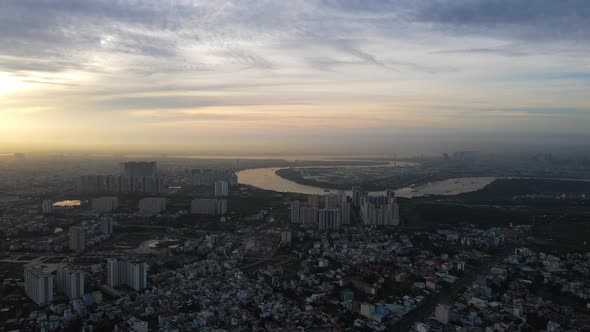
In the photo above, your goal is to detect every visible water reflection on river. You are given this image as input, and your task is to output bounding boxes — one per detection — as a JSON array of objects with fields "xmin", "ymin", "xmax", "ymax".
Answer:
[
  {"xmin": 53, "ymin": 200, "xmax": 81, "ymax": 207},
  {"xmin": 237, "ymin": 167, "xmax": 497, "ymax": 197}
]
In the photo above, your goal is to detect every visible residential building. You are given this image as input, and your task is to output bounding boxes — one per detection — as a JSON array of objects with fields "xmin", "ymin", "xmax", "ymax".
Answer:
[
  {"xmin": 100, "ymin": 216, "xmax": 113, "ymax": 234},
  {"xmin": 191, "ymin": 198, "xmax": 227, "ymax": 215},
  {"xmin": 107, "ymin": 258, "xmax": 148, "ymax": 291},
  {"xmin": 69, "ymin": 226, "xmax": 85, "ymax": 251},
  {"xmin": 42, "ymin": 200, "xmax": 53, "ymax": 214},
  {"xmin": 215, "ymin": 180, "xmax": 229, "ymax": 197},
  {"xmin": 280, "ymin": 231, "xmax": 292, "ymax": 246},
  {"xmin": 324, "ymin": 194, "xmax": 339, "ymax": 209},
  {"xmin": 191, "ymin": 169, "xmax": 237, "ymax": 186},
  {"xmin": 352, "ymin": 186, "xmax": 363, "ymax": 207},
  {"xmin": 290, "ymin": 200, "xmax": 300, "ymax": 223},
  {"xmin": 24, "ymin": 265, "xmax": 54, "ymax": 305},
  {"xmin": 91, "ymin": 197, "xmax": 118, "ymax": 213},
  {"xmin": 318, "ymin": 209, "xmax": 341, "ymax": 231},
  {"xmin": 340, "ymin": 202, "xmax": 351, "ymax": 225},
  {"xmin": 79, "ymin": 174, "xmax": 164, "ymax": 195},
  {"xmin": 360, "ymin": 190, "xmax": 399, "ymax": 226},
  {"xmin": 300, "ymin": 206, "xmax": 319, "ymax": 227},
  {"xmin": 56, "ymin": 265, "xmax": 84, "ymax": 300}
]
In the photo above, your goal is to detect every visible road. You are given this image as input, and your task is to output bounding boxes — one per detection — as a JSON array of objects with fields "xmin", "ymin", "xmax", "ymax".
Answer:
[{"xmin": 391, "ymin": 244, "xmax": 515, "ymax": 331}]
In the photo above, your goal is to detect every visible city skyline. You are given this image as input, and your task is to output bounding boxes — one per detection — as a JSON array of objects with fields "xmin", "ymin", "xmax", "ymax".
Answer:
[
  {"xmin": 1, "ymin": 1, "xmax": 589, "ymax": 154},
  {"xmin": 3, "ymin": 3, "xmax": 590, "ymax": 329}
]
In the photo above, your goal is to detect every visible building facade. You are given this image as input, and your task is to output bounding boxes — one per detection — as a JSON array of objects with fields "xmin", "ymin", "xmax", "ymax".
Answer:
[
  {"xmin": 107, "ymin": 258, "xmax": 148, "ymax": 291},
  {"xmin": 42, "ymin": 200, "xmax": 53, "ymax": 214},
  {"xmin": 69, "ymin": 226, "xmax": 85, "ymax": 251},
  {"xmin": 100, "ymin": 216, "xmax": 113, "ymax": 234},
  {"xmin": 360, "ymin": 190, "xmax": 400, "ymax": 226},
  {"xmin": 56, "ymin": 265, "xmax": 85, "ymax": 300},
  {"xmin": 190, "ymin": 198, "xmax": 227, "ymax": 215},
  {"xmin": 318, "ymin": 209, "xmax": 341, "ymax": 231},
  {"xmin": 24, "ymin": 265, "xmax": 54, "ymax": 305},
  {"xmin": 91, "ymin": 197, "xmax": 118, "ymax": 213},
  {"xmin": 214, "ymin": 180, "xmax": 229, "ymax": 197}
]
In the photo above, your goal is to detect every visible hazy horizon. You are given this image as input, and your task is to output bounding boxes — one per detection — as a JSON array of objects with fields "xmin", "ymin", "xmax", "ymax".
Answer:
[{"xmin": 1, "ymin": 1, "xmax": 590, "ymax": 155}]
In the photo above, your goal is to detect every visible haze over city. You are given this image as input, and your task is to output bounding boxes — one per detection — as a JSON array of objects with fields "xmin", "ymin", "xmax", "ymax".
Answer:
[
  {"xmin": 4, "ymin": 2, "xmax": 590, "ymax": 332},
  {"xmin": 1, "ymin": 0, "xmax": 589, "ymax": 155}
]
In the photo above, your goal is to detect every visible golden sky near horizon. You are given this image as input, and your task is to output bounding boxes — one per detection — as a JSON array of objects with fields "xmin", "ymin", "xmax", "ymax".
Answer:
[{"xmin": 1, "ymin": 1, "xmax": 589, "ymax": 154}]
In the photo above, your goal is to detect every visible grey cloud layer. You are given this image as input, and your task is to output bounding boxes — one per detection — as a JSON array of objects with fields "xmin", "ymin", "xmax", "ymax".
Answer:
[{"xmin": 2, "ymin": 0, "xmax": 589, "ymax": 74}]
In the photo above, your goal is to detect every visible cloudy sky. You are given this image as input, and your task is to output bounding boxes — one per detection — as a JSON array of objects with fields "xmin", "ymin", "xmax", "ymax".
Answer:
[{"xmin": 1, "ymin": 0, "xmax": 589, "ymax": 155}]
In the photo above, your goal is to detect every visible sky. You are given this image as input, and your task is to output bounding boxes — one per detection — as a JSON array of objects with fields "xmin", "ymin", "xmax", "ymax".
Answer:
[{"xmin": 0, "ymin": 0, "xmax": 589, "ymax": 155}]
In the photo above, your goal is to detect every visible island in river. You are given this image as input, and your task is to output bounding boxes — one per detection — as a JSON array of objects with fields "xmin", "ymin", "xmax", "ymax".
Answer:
[{"xmin": 275, "ymin": 167, "xmax": 450, "ymax": 191}]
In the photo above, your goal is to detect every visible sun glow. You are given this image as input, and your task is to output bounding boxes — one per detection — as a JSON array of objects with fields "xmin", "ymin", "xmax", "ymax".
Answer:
[{"xmin": 0, "ymin": 72, "xmax": 38, "ymax": 94}]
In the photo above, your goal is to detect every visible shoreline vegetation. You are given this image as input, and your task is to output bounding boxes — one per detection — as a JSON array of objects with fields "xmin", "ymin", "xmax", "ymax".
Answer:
[{"xmin": 275, "ymin": 167, "xmax": 449, "ymax": 191}]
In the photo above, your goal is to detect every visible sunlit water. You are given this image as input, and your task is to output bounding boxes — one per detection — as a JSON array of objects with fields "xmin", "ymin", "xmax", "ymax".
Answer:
[
  {"xmin": 53, "ymin": 200, "xmax": 81, "ymax": 207},
  {"xmin": 237, "ymin": 167, "xmax": 497, "ymax": 197}
]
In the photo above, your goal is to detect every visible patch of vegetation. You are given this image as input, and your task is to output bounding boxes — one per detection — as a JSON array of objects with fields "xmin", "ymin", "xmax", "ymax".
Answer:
[
  {"xmin": 455, "ymin": 178, "xmax": 590, "ymax": 203},
  {"xmin": 401, "ymin": 179, "xmax": 590, "ymax": 253},
  {"xmin": 530, "ymin": 222, "xmax": 590, "ymax": 252},
  {"xmin": 403, "ymin": 203, "xmax": 529, "ymax": 228},
  {"xmin": 227, "ymin": 185, "xmax": 294, "ymax": 221},
  {"xmin": 276, "ymin": 167, "xmax": 448, "ymax": 191}
]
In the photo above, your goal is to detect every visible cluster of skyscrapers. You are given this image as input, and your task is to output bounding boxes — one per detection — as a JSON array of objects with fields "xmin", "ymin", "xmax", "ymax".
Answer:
[
  {"xmin": 23, "ymin": 264, "xmax": 86, "ymax": 306},
  {"xmin": 290, "ymin": 192, "xmax": 351, "ymax": 230},
  {"xmin": 23, "ymin": 257, "xmax": 145, "ymax": 306},
  {"xmin": 191, "ymin": 169, "xmax": 237, "ymax": 186},
  {"xmin": 291, "ymin": 187, "xmax": 399, "ymax": 228},
  {"xmin": 78, "ymin": 162, "xmax": 165, "ymax": 195},
  {"xmin": 189, "ymin": 169, "xmax": 234, "ymax": 215},
  {"xmin": 358, "ymin": 189, "xmax": 400, "ymax": 226}
]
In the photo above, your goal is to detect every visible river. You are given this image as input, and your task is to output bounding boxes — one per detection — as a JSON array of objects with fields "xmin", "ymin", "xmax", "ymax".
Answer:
[{"xmin": 237, "ymin": 166, "xmax": 497, "ymax": 197}]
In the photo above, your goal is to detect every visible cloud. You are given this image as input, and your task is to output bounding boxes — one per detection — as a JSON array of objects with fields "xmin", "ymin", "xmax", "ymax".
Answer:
[
  {"xmin": 431, "ymin": 47, "xmax": 530, "ymax": 57},
  {"xmin": 460, "ymin": 107, "xmax": 590, "ymax": 119},
  {"xmin": 1, "ymin": 0, "xmax": 590, "ymax": 152},
  {"xmin": 214, "ymin": 47, "xmax": 273, "ymax": 69},
  {"xmin": 1, "ymin": 0, "xmax": 587, "ymax": 76},
  {"xmin": 414, "ymin": 0, "xmax": 590, "ymax": 42}
]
